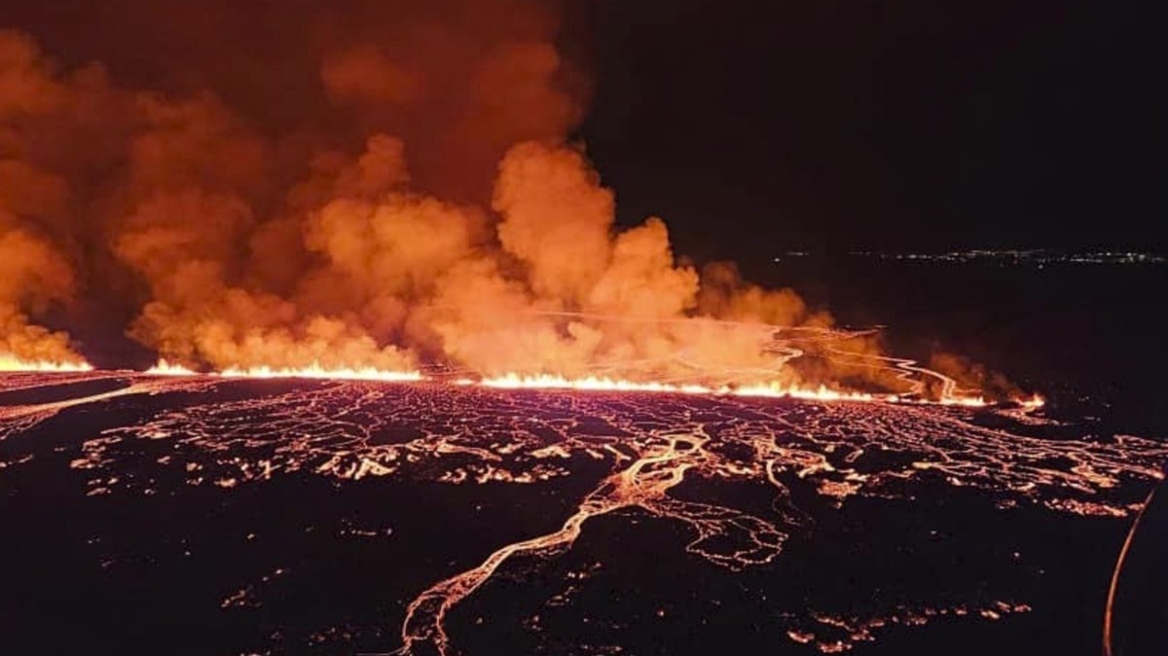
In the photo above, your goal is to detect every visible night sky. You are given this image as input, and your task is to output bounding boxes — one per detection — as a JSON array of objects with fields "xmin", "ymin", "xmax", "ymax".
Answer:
[
  {"xmin": 573, "ymin": 0, "xmax": 1165, "ymax": 260},
  {"xmin": 4, "ymin": 0, "xmax": 1164, "ymax": 263}
]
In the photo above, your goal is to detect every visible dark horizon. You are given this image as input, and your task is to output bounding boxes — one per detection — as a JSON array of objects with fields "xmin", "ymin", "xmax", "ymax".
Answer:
[{"xmin": 574, "ymin": 0, "xmax": 1166, "ymax": 261}]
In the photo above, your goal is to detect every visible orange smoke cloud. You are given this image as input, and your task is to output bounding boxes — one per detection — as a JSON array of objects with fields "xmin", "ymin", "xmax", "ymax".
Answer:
[
  {"xmin": 0, "ymin": 218, "xmax": 81, "ymax": 364},
  {"xmin": 0, "ymin": 7, "xmax": 1004, "ymax": 399},
  {"xmin": 495, "ymin": 142, "xmax": 619, "ymax": 305},
  {"xmin": 0, "ymin": 32, "xmax": 87, "ymax": 366}
]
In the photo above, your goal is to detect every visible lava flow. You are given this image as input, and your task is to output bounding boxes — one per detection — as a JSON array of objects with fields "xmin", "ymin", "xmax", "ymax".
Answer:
[
  {"xmin": 9, "ymin": 349, "xmax": 1012, "ymax": 407},
  {"xmin": 145, "ymin": 359, "xmax": 423, "ymax": 383},
  {"xmin": 1, "ymin": 368, "xmax": 1156, "ymax": 654},
  {"xmin": 0, "ymin": 355, "xmax": 93, "ymax": 373},
  {"xmin": 395, "ymin": 428, "xmax": 794, "ymax": 656},
  {"xmin": 479, "ymin": 373, "xmax": 882, "ymax": 402}
]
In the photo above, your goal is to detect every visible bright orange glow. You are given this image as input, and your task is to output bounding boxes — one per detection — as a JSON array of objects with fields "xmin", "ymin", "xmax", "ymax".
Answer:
[
  {"xmin": 144, "ymin": 360, "xmax": 421, "ymax": 382},
  {"xmin": 129, "ymin": 362, "xmax": 1036, "ymax": 408},
  {"xmin": 940, "ymin": 395, "xmax": 989, "ymax": 408},
  {"xmin": 735, "ymin": 381, "xmax": 882, "ymax": 402},
  {"xmin": 481, "ymin": 373, "xmax": 885, "ymax": 403},
  {"xmin": 1018, "ymin": 394, "xmax": 1046, "ymax": 410},
  {"xmin": 0, "ymin": 355, "xmax": 94, "ymax": 373},
  {"xmin": 144, "ymin": 360, "xmax": 201, "ymax": 376},
  {"xmin": 483, "ymin": 373, "xmax": 715, "ymax": 395},
  {"xmin": 217, "ymin": 363, "xmax": 422, "ymax": 382}
]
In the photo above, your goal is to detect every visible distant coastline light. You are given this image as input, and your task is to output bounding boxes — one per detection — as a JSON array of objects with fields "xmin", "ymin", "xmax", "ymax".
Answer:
[{"xmin": 845, "ymin": 249, "xmax": 1164, "ymax": 266}]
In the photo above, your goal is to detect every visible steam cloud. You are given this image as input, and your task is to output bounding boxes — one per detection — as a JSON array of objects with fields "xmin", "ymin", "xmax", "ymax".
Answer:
[{"xmin": 0, "ymin": 1, "xmax": 891, "ymax": 390}]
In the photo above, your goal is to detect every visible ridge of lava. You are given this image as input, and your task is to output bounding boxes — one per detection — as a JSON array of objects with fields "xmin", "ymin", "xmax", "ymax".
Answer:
[{"xmin": 0, "ymin": 357, "xmax": 1045, "ymax": 408}]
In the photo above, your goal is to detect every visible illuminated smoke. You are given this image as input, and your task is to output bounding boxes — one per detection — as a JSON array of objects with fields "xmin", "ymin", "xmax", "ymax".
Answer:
[
  {"xmin": 0, "ymin": 5, "xmax": 988, "ymax": 398},
  {"xmin": 0, "ymin": 33, "xmax": 85, "ymax": 367},
  {"xmin": 0, "ymin": 216, "xmax": 82, "ymax": 366}
]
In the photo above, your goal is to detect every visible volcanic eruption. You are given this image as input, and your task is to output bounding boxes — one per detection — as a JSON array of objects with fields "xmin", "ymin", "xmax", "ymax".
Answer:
[
  {"xmin": 4, "ymin": 6, "xmax": 1166, "ymax": 656},
  {"xmin": 0, "ymin": 0, "xmax": 1016, "ymax": 404}
]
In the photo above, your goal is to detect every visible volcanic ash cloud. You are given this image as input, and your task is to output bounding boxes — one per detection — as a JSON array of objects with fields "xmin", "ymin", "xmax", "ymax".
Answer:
[{"xmin": 0, "ymin": 4, "xmax": 858, "ymax": 390}]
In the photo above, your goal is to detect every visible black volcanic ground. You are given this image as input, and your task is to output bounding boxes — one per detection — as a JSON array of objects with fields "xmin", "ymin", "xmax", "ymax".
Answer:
[{"xmin": 1, "ymin": 371, "xmax": 1165, "ymax": 656}]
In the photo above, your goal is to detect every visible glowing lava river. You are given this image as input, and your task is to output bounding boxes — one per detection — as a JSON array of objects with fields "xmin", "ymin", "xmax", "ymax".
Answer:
[{"xmin": 1, "ymin": 370, "xmax": 1164, "ymax": 655}]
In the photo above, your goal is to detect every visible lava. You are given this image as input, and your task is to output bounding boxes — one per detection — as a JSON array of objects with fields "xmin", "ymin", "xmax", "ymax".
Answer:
[
  {"xmin": 481, "ymin": 373, "xmax": 883, "ymax": 403},
  {"xmin": 143, "ymin": 359, "xmax": 201, "ymax": 376},
  {"xmin": 136, "ymin": 343, "xmax": 1013, "ymax": 403},
  {"xmin": 397, "ymin": 431, "xmax": 790, "ymax": 656},
  {"xmin": 218, "ymin": 364, "xmax": 422, "ymax": 383},
  {"xmin": 0, "ymin": 355, "xmax": 94, "ymax": 373},
  {"xmin": 144, "ymin": 359, "xmax": 422, "ymax": 383},
  {"xmin": 3, "ymin": 369, "xmax": 1156, "ymax": 653},
  {"xmin": 1018, "ymin": 394, "xmax": 1047, "ymax": 411},
  {"xmin": 141, "ymin": 355, "xmax": 1002, "ymax": 407}
]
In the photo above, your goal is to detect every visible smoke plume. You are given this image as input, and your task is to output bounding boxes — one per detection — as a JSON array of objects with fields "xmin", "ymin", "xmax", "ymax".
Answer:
[{"xmin": 0, "ymin": 2, "xmax": 904, "ymax": 392}]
